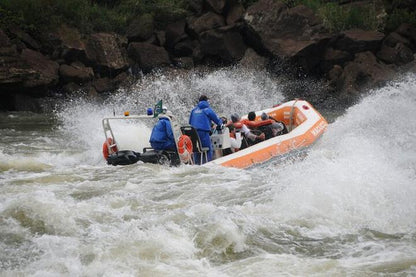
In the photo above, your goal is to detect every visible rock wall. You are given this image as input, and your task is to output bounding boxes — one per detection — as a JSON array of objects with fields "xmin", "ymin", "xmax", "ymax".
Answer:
[{"xmin": 0, "ymin": 0, "xmax": 415, "ymax": 111}]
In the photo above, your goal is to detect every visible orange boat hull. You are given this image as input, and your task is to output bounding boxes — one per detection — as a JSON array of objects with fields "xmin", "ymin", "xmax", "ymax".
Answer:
[{"xmin": 209, "ymin": 100, "xmax": 328, "ymax": 169}]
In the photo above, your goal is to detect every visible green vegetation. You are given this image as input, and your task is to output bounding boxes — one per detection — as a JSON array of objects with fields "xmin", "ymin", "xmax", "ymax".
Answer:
[
  {"xmin": 0, "ymin": 0, "xmax": 123, "ymax": 33},
  {"xmin": 0, "ymin": 0, "xmax": 414, "ymax": 35},
  {"xmin": 384, "ymin": 8, "xmax": 416, "ymax": 32},
  {"xmin": 319, "ymin": 2, "xmax": 379, "ymax": 32},
  {"xmin": 0, "ymin": 0, "xmax": 188, "ymax": 34},
  {"xmin": 287, "ymin": 0, "xmax": 415, "ymax": 32},
  {"xmin": 289, "ymin": 0, "xmax": 380, "ymax": 32}
]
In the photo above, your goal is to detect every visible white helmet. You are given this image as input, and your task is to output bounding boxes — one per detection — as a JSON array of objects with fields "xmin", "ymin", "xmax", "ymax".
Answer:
[{"xmin": 165, "ymin": 110, "xmax": 173, "ymax": 118}]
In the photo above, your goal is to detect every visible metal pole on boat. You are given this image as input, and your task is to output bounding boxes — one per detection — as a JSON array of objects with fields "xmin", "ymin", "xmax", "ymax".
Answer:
[{"xmin": 289, "ymin": 99, "xmax": 298, "ymax": 132}]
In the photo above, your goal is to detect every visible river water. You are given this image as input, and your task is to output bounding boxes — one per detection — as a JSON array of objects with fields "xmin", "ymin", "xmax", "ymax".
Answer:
[{"xmin": 1, "ymin": 68, "xmax": 416, "ymax": 276}]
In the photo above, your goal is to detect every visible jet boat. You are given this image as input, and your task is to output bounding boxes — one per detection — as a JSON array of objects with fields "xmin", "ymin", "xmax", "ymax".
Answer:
[{"xmin": 102, "ymin": 99, "xmax": 327, "ymax": 169}]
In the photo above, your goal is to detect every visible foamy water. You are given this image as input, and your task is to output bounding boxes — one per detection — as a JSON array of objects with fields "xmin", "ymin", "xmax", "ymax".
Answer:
[{"xmin": 1, "ymin": 69, "xmax": 415, "ymax": 276}]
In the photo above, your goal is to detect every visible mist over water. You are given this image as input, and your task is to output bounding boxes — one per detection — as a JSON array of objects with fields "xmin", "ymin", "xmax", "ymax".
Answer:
[{"xmin": 1, "ymin": 68, "xmax": 416, "ymax": 276}]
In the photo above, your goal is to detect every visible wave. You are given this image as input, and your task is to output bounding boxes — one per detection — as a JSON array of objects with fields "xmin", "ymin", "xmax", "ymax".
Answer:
[{"xmin": 256, "ymin": 74, "xmax": 416, "ymax": 235}]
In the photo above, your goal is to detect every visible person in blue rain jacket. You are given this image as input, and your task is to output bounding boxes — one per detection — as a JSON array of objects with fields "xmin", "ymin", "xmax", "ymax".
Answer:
[
  {"xmin": 149, "ymin": 112, "xmax": 176, "ymax": 151},
  {"xmin": 189, "ymin": 95, "xmax": 222, "ymax": 164}
]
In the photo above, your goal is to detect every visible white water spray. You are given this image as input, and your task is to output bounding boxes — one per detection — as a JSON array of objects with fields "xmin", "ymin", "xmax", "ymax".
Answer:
[
  {"xmin": 56, "ymin": 67, "xmax": 285, "ymax": 164},
  {"xmin": 1, "ymin": 70, "xmax": 416, "ymax": 276}
]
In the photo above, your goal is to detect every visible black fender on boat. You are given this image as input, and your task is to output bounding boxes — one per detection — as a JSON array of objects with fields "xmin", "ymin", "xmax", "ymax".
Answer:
[
  {"xmin": 107, "ymin": 149, "xmax": 180, "ymax": 166},
  {"xmin": 107, "ymin": 150, "xmax": 140, "ymax": 166},
  {"xmin": 139, "ymin": 149, "xmax": 180, "ymax": 166}
]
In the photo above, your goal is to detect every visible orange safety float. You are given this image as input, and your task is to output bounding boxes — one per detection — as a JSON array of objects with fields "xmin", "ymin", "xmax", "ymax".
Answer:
[
  {"xmin": 102, "ymin": 138, "xmax": 118, "ymax": 160},
  {"xmin": 177, "ymin": 135, "xmax": 193, "ymax": 163}
]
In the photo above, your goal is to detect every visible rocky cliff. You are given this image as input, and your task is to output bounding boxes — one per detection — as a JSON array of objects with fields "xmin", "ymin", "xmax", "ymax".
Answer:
[{"xmin": 1, "ymin": 0, "xmax": 415, "ymax": 111}]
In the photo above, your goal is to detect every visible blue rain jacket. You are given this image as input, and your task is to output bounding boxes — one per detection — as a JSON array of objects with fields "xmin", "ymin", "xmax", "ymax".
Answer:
[
  {"xmin": 189, "ymin": 101, "xmax": 222, "ymax": 131},
  {"xmin": 189, "ymin": 100, "xmax": 222, "ymax": 163},
  {"xmin": 149, "ymin": 117, "xmax": 176, "ymax": 151}
]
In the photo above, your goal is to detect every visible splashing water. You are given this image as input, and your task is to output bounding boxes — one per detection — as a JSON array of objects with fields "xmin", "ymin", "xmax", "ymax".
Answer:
[
  {"xmin": 1, "ymin": 69, "xmax": 416, "ymax": 276},
  {"xmin": 56, "ymin": 67, "xmax": 284, "ymax": 164}
]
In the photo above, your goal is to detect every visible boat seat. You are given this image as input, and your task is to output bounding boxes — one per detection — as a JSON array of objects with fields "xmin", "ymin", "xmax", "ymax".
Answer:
[{"xmin": 180, "ymin": 126, "xmax": 209, "ymax": 164}]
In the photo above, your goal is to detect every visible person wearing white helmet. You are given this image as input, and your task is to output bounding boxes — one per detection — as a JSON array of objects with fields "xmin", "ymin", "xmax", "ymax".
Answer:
[{"xmin": 149, "ymin": 110, "xmax": 175, "ymax": 151}]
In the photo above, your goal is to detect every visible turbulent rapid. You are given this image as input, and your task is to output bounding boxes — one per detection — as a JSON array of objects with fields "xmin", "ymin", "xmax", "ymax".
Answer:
[{"xmin": 1, "ymin": 68, "xmax": 416, "ymax": 276}]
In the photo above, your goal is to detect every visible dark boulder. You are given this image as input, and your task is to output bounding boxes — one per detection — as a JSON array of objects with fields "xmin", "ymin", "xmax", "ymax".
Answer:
[
  {"xmin": 390, "ymin": 0, "xmax": 416, "ymax": 11},
  {"xmin": 59, "ymin": 62, "xmax": 94, "ymax": 84},
  {"xmin": 0, "ymin": 45, "xmax": 58, "ymax": 91},
  {"xmin": 8, "ymin": 26, "xmax": 41, "ymax": 51},
  {"xmin": 85, "ymin": 33, "xmax": 129, "ymax": 75},
  {"xmin": 173, "ymin": 39, "xmax": 195, "ymax": 57},
  {"xmin": 165, "ymin": 20, "xmax": 187, "ymax": 49},
  {"xmin": 20, "ymin": 49, "xmax": 59, "ymax": 88},
  {"xmin": 290, "ymin": 36, "xmax": 332, "ymax": 74},
  {"xmin": 0, "ymin": 30, "xmax": 35, "ymax": 90},
  {"xmin": 56, "ymin": 25, "xmax": 87, "ymax": 63},
  {"xmin": 244, "ymin": 0, "xmax": 330, "ymax": 74},
  {"xmin": 226, "ymin": 1, "xmax": 245, "ymax": 25},
  {"xmin": 62, "ymin": 82, "xmax": 84, "ymax": 95},
  {"xmin": 396, "ymin": 23, "xmax": 416, "ymax": 48},
  {"xmin": 191, "ymin": 40, "xmax": 204, "ymax": 62},
  {"xmin": 155, "ymin": 31, "xmax": 166, "ymax": 47},
  {"xmin": 336, "ymin": 51, "xmax": 395, "ymax": 96},
  {"xmin": 127, "ymin": 42, "xmax": 171, "ymax": 72},
  {"xmin": 239, "ymin": 48, "xmax": 267, "ymax": 70},
  {"xmin": 206, "ymin": 0, "xmax": 226, "ymax": 14},
  {"xmin": 93, "ymin": 77, "xmax": 115, "ymax": 93},
  {"xmin": 0, "ymin": 29, "xmax": 11, "ymax": 47},
  {"xmin": 321, "ymin": 47, "xmax": 353, "ymax": 72},
  {"xmin": 244, "ymin": 1, "xmax": 325, "ymax": 56},
  {"xmin": 377, "ymin": 43, "xmax": 414, "ymax": 65},
  {"xmin": 335, "ymin": 29, "xmax": 384, "ymax": 54},
  {"xmin": 188, "ymin": 0, "xmax": 204, "ymax": 15},
  {"xmin": 383, "ymin": 32, "xmax": 413, "ymax": 50},
  {"xmin": 0, "ymin": 44, "xmax": 33, "ymax": 88},
  {"xmin": 126, "ymin": 14, "xmax": 155, "ymax": 42},
  {"xmin": 112, "ymin": 71, "xmax": 131, "ymax": 87},
  {"xmin": 199, "ymin": 25, "xmax": 247, "ymax": 63},
  {"xmin": 327, "ymin": 64, "xmax": 343, "ymax": 88},
  {"xmin": 187, "ymin": 12, "xmax": 226, "ymax": 36}
]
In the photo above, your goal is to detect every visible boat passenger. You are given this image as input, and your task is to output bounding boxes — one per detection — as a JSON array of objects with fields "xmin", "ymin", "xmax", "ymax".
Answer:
[
  {"xmin": 149, "ymin": 111, "xmax": 176, "ymax": 151},
  {"xmin": 230, "ymin": 113, "xmax": 265, "ymax": 147},
  {"xmin": 215, "ymin": 117, "xmax": 243, "ymax": 156},
  {"xmin": 213, "ymin": 116, "xmax": 231, "ymax": 158},
  {"xmin": 247, "ymin": 111, "xmax": 266, "ymax": 144},
  {"xmin": 228, "ymin": 124, "xmax": 243, "ymax": 153},
  {"xmin": 248, "ymin": 111, "xmax": 256, "ymax": 121},
  {"xmin": 261, "ymin": 112, "xmax": 288, "ymax": 137},
  {"xmin": 220, "ymin": 116, "xmax": 228, "ymax": 125},
  {"xmin": 189, "ymin": 95, "xmax": 223, "ymax": 164}
]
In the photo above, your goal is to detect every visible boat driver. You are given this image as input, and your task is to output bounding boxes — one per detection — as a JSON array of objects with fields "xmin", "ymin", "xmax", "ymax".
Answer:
[{"xmin": 189, "ymin": 94, "xmax": 223, "ymax": 164}]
